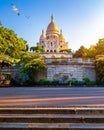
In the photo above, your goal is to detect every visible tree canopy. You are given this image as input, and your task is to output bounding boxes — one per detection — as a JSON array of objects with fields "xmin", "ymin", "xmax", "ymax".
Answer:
[
  {"xmin": 74, "ymin": 39, "xmax": 104, "ymax": 59},
  {"xmin": 0, "ymin": 24, "xmax": 28, "ymax": 59},
  {"xmin": 60, "ymin": 48, "xmax": 72, "ymax": 53},
  {"xmin": 95, "ymin": 55, "xmax": 104, "ymax": 82},
  {"xmin": 0, "ymin": 23, "xmax": 28, "ymax": 79},
  {"xmin": 30, "ymin": 46, "xmax": 45, "ymax": 53},
  {"xmin": 73, "ymin": 46, "xmax": 88, "ymax": 58},
  {"xmin": 20, "ymin": 52, "xmax": 46, "ymax": 81}
]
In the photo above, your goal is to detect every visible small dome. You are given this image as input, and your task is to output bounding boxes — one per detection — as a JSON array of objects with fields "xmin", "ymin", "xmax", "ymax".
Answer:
[
  {"xmin": 59, "ymin": 29, "xmax": 65, "ymax": 40},
  {"xmin": 46, "ymin": 15, "xmax": 59, "ymax": 36},
  {"xmin": 40, "ymin": 34, "xmax": 46, "ymax": 39},
  {"xmin": 59, "ymin": 34, "xmax": 64, "ymax": 40},
  {"xmin": 40, "ymin": 29, "xmax": 46, "ymax": 39}
]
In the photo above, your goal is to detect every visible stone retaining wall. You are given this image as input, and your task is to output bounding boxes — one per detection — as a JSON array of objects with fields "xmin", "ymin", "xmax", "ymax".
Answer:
[
  {"xmin": 47, "ymin": 63, "xmax": 96, "ymax": 81},
  {"xmin": 1, "ymin": 58, "xmax": 96, "ymax": 82}
]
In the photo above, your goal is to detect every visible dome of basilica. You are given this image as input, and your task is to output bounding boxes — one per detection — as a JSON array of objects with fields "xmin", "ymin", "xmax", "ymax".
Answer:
[{"xmin": 46, "ymin": 15, "xmax": 59, "ymax": 36}]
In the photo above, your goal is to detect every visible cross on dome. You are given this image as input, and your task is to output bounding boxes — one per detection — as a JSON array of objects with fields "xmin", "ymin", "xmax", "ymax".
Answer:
[{"xmin": 51, "ymin": 15, "xmax": 54, "ymax": 22}]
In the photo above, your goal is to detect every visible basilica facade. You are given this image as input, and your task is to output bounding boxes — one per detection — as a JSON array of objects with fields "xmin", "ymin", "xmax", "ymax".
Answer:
[{"xmin": 37, "ymin": 15, "xmax": 68, "ymax": 53}]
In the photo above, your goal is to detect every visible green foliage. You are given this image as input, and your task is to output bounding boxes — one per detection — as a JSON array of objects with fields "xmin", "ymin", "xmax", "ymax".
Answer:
[
  {"xmin": 30, "ymin": 46, "xmax": 45, "ymax": 53},
  {"xmin": 79, "ymin": 39, "xmax": 104, "ymax": 58},
  {"xmin": 83, "ymin": 77, "xmax": 90, "ymax": 85},
  {"xmin": 0, "ymin": 54, "xmax": 14, "ymax": 66},
  {"xmin": 73, "ymin": 46, "xmax": 88, "ymax": 58},
  {"xmin": 95, "ymin": 55, "xmax": 104, "ymax": 81},
  {"xmin": 51, "ymin": 80, "xmax": 59, "ymax": 85},
  {"xmin": 30, "ymin": 46, "xmax": 36, "ymax": 52},
  {"xmin": 86, "ymin": 45, "xmax": 97, "ymax": 58},
  {"xmin": 21, "ymin": 52, "xmax": 41, "ymax": 63},
  {"xmin": 60, "ymin": 48, "xmax": 72, "ymax": 53},
  {"xmin": 35, "ymin": 79, "xmax": 59, "ymax": 86},
  {"xmin": 0, "ymin": 24, "xmax": 27, "ymax": 59},
  {"xmin": 95, "ymin": 39, "xmax": 104, "ymax": 56},
  {"xmin": 22, "ymin": 58, "xmax": 46, "ymax": 73},
  {"xmin": 38, "ymin": 79, "xmax": 50, "ymax": 85},
  {"xmin": 0, "ymin": 23, "xmax": 28, "ymax": 79},
  {"xmin": 20, "ymin": 52, "xmax": 46, "ymax": 81}
]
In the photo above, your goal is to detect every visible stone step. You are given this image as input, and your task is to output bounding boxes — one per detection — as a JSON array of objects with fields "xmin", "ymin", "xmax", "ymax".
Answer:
[
  {"xmin": 0, "ymin": 114, "xmax": 104, "ymax": 123},
  {"xmin": 0, "ymin": 123, "xmax": 104, "ymax": 130},
  {"xmin": 0, "ymin": 107, "xmax": 104, "ymax": 129},
  {"xmin": 0, "ymin": 107, "xmax": 104, "ymax": 115}
]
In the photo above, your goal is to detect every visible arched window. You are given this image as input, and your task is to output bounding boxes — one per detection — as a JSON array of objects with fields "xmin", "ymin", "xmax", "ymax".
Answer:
[
  {"xmin": 51, "ymin": 42, "xmax": 53, "ymax": 46},
  {"xmin": 50, "ymin": 50, "xmax": 53, "ymax": 52},
  {"xmin": 42, "ymin": 41, "xmax": 44, "ymax": 43},
  {"xmin": 54, "ymin": 50, "xmax": 56, "ymax": 52},
  {"xmin": 47, "ymin": 50, "xmax": 49, "ymax": 52}
]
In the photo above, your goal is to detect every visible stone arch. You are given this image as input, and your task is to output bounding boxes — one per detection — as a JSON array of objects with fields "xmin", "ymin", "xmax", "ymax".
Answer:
[{"xmin": 50, "ymin": 50, "xmax": 53, "ymax": 52}]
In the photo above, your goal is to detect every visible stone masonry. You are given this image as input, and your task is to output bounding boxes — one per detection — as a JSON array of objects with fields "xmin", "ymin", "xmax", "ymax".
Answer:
[{"xmin": 46, "ymin": 59, "xmax": 96, "ymax": 82}]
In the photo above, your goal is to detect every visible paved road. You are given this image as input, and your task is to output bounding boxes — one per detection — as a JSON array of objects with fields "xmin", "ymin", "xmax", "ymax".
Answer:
[{"xmin": 0, "ymin": 87, "xmax": 104, "ymax": 107}]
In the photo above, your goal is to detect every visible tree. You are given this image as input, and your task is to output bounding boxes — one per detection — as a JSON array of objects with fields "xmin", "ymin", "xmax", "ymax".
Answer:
[
  {"xmin": 30, "ymin": 46, "xmax": 45, "ymax": 53},
  {"xmin": 0, "ymin": 23, "xmax": 28, "ymax": 82},
  {"xmin": 86, "ymin": 45, "xmax": 97, "ymax": 58},
  {"xmin": 73, "ymin": 46, "xmax": 87, "ymax": 58},
  {"xmin": 30, "ymin": 46, "xmax": 36, "ymax": 52},
  {"xmin": 60, "ymin": 48, "xmax": 72, "ymax": 53},
  {"xmin": 20, "ymin": 52, "xmax": 46, "ymax": 81},
  {"xmin": 95, "ymin": 39, "xmax": 104, "ymax": 55},
  {"xmin": 0, "ymin": 23, "xmax": 27, "ymax": 59},
  {"xmin": 95, "ymin": 55, "xmax": 104, "ymax": 81},
  {"xmin": 85, "ymin": 39, "xmax": 104, "ymax": 58}
]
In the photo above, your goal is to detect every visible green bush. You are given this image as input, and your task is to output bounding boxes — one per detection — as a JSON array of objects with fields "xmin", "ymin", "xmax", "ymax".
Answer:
[
  {"xmin": 38, "ymin": 79, "xmax": 51, "ymax": 85},
  {"xmin": 51, "ymin": 80, "xmax": 59, "ymax": 85},
  {"xmin": 83, "ymin": 77, "xmax": 90, "ymax": 85},
  {"xmin": 95, "ymin": 80, "xmax": 104, "ymax": 86}
]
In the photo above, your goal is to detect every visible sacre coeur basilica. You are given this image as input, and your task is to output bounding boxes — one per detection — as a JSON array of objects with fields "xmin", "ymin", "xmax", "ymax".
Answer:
[
  {"xmin": 37, "ymin": 15, "xmax": 68, "ymax": 53},
  {"xmin": 35, "ymin": 16, "xmax": 96, "ymax": 82}
]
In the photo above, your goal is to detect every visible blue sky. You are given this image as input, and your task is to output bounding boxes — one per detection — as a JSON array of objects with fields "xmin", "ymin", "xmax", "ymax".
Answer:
[{"xmin": 0, "ymin": 0, "xmax": 104, "ymax": 51}]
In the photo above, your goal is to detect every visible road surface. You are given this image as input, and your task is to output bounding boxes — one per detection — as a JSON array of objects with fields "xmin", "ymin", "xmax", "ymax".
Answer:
[{"xmin": 0, "ymin": 87, "xmax": 104, "ymax": 107}]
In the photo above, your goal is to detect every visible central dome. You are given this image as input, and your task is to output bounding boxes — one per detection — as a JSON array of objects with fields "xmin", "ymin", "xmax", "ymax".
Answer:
[{"xmin": 46, "ymin": 15, "xmax": 59, "ymax": 36}]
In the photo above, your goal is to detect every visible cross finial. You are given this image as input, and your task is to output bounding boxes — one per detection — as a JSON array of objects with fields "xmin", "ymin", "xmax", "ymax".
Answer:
[{"xmin": 51, "ymin": 15, "xmax": 54, "ymax": 22}]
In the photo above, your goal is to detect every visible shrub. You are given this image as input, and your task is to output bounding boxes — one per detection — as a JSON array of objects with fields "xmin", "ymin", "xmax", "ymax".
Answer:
[
  {"xmin": 51, "ymin": 80, "xmax": 59, "ymax": 85},
  {"xmin": 83, "ymin": 77, "xmax": 90, "ymax": 85},
  {"xmin": 38, "ymin": 79, "xmax": 50, "ymax": 85}
]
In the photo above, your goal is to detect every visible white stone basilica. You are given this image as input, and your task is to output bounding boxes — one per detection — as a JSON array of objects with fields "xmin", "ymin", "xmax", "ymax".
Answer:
[
  {"xmin": 36, "ymin": 15, "xmax": 96, "ymax": 82},
  {"xmin": 37, "ymin": 15, "xmax": 68, "ymax": 53}
]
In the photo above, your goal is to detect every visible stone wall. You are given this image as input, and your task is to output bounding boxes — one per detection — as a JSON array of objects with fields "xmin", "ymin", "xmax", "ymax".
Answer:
[
  {"xmin": 1, "ymin": 58, "xmax": 96, "ymax": 82},
  {"xmin": 46, "ymin": 60, "xmax": 96, "ymax": 82},
  {"xmin": 40, "ymin": 52, "xmax": 72, "ymax": 58},
  {"xmin": 1, "ymin": 66, "xmax": 19, "ymax": 79}
]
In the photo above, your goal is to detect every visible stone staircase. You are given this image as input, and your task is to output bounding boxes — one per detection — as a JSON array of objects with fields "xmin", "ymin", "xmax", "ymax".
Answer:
[{"xmin": 0, "ymin": 107, "xmax": 104, "ymax": 129}]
